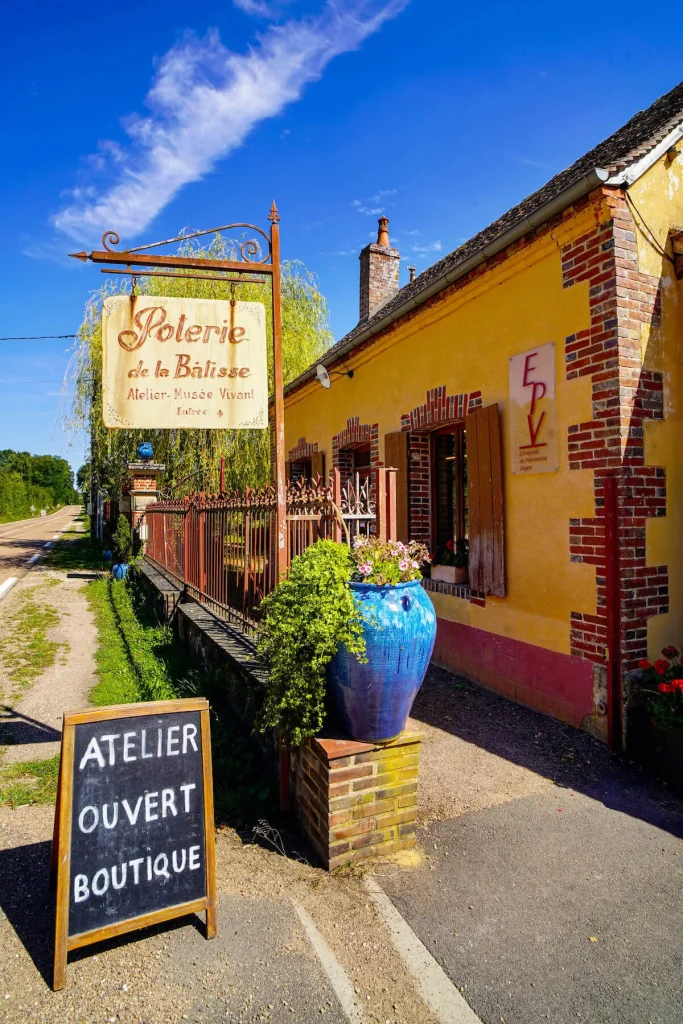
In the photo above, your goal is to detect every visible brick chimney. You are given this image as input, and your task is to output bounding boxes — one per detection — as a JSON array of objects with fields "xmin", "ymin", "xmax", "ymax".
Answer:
[{"xmin": 359, "ymin": 216, "xmax": 400, "ymax": 321}]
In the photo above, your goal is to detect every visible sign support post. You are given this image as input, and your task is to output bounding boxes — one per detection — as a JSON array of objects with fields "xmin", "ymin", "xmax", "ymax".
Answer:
[{"xmin": 269, "ymin": 202, "xmax": 287, "ymax": 580}]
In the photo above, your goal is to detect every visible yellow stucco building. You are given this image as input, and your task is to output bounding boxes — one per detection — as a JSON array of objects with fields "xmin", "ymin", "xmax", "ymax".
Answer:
[{"xmin": 283, "ymin": 81, "xmax": 683, "ymax": 749}]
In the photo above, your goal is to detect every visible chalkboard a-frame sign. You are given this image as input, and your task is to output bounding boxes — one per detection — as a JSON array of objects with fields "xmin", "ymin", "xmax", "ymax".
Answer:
[{"xmin": 51, "ymin": 698, "xmax": 216, "ymax": 990}]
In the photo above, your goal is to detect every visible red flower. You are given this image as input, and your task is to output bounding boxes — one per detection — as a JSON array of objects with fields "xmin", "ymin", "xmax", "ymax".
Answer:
[
  {"xmin": 445, "ymin": 540, "xmax": 454, "ymax": 551},
  {"xmin": 674, "ymin": 679, "xmax": 683, "ymax": 693},
  {"xmin": 638, "ymin": 659, "xmax": 651, "ymax": 670},
  {"xmin": 662, "ymin": 645, "xmax": 680, "ymax": 658},
  {"xmin": 653, "ymin": 658, "xmax": 669, "ymax": 676},
  {"xmin": 658, "ymin": 682, "xmax": 674, "ymax": 694}
]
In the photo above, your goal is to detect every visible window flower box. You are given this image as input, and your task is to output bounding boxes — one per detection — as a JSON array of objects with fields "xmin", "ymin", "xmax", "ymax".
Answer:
[{"xmin": 431, "ymin": 564, "xmax": 468, "ymax": 585}]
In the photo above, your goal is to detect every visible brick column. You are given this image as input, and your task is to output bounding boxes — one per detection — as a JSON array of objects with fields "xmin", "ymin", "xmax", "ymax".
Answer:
[
  {"xmin": 359, "ymin": 217, "xmax": 400, "ymax": 321},
  {"xmin": 294, "ymin": 726, "xmax": 422, "ymax": 870},
  {"xmin": 562, "ymin": 188, "xmax": 666, "ymax": 742},
  {"xmin": 126, "ymin": 462, "xmax": 165, "ymax": 536}
]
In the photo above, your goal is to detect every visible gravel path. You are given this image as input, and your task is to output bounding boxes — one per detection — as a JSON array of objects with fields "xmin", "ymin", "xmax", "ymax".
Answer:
[
  {"xmin": 0, "ymin": 806, "xmax": 436, "ymax": 1024},
  {"xmin": 0, "ymin": 565, "xmax": 96, "ymax": 764}
]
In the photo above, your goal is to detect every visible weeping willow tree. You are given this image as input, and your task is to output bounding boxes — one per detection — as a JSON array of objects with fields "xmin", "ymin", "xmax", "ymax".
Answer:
[{"xmin": 66, "ymin": 236, "xmax": 333, "ymax": 497}]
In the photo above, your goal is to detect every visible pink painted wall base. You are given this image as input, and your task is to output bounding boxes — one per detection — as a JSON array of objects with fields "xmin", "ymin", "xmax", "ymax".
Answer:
[{"xmin": 433, "ymin": 618, "xmax": 594, "ymax": 728}]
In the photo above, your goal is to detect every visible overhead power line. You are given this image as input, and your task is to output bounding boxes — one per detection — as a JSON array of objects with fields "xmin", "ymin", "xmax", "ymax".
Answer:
[{"xmin": 0, "ymin": 334, "xmax": 77, "ymax": 342}]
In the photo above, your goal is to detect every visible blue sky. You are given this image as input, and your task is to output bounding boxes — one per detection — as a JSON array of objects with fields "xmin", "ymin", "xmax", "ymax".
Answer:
[{"xmin": 2, "ymin": 0, "xmax": 682, "ymax": 477}]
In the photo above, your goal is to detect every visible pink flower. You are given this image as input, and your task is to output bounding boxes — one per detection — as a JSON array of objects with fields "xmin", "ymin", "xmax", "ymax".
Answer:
[
  {"xmin": 399, "ymin": 559, "xmax": 409, "ymax": 571},
  {"xmin": 411, "ymin": 560, "xmax": 420, "ymax": 569},
  {"xmin": 353, "ymin": 537, "xmax": 366, "ymax": 549},
  {"xmin": 359, "ymin": 563, "xmax": 373, "ymax": 576}
]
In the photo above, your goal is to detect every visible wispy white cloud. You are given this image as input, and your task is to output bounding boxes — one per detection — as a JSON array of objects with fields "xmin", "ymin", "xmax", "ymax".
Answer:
[
  {"xmin": 352, "ymin": 200, "xmax": 384, "ymax": 215},
  {"xmin": 54, "ymin": 1, "xmax": 408, "ymax": 242},
  {"xmin": 350, "ymin": 186, "xmax": 398, "ymax": 216},
  {"xmin": 412, "ymin": 240, "xmax": 441, "ymax": 254},
  {"xmin": 517, "ymin": 155, "xmax": 555, "ymax": 171},
  {"xmin": 233, "ymin": 0, "xmax": 279, "ymax": 14}
]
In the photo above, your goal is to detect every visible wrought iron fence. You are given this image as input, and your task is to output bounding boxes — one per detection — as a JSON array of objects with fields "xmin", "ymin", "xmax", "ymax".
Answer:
[{"xmin": 144, "ymin": 468, "xmax": 396, "ymax": 633}]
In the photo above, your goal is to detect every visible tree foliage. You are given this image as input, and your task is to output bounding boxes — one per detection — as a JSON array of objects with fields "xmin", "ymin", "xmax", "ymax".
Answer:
[
  {"xmin": 112, "ymin": 514, "xmax": 133, "ymax": 564},
  {"xmin": 256, "ymin": 541, "xmax": 366, "ymax": 747},
  {"xmin": 0, "ymin": 450, "xmax": 77, "ymax": 518},
  {"xmin": 67, "ymin": 235, "xmax": 333, "ymax": 497}
]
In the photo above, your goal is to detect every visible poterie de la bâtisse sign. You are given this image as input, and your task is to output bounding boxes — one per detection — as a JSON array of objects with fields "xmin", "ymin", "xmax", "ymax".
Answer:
[{"xmin": 102, "ymin": 295, "xmax": 268, "ymax": 430}]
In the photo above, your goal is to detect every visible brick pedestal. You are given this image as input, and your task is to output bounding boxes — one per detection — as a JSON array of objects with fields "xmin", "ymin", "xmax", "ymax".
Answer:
[
  {"xmin": 125, "ymin": 461, "xmax": 165, "ymax": 535},
  {"xmin": 294, "ymin": 724, "xmax": 422, "ymax": 871}
]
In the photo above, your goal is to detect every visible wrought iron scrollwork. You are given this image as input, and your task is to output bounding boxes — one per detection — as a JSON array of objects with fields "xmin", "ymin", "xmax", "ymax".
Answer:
[
  {"xmin": 99, "ymin": 223, "xmax": 272, "ymax": 264},
  {"xmin": 102, "ymin": 231, "xmax": 121, "ymax": 253}
]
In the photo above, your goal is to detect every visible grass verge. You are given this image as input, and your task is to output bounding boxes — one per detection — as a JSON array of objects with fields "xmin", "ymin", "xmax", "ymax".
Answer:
[
  {"xmin": 0, "ymin": 754, "xmax": 60, "ymax": 808},
  {"xmin": 86, "ymin": 571, "xmax": 277, "ymax": 824},
  {"xmin": 43, "ymin": 516, "xmax": 105, "ymax": 572},
  {"xmin": 0, "ymin": 584, "xmax": 67, "ymax": 692}
]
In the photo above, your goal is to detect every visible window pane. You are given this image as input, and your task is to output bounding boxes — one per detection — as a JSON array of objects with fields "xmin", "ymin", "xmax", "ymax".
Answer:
[{"xmin": 433, "ymin": 433, "xmax": 456, "ymax": 550}]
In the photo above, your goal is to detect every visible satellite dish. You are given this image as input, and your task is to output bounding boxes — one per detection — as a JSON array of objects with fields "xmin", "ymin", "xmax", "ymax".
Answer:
[{"xmin": 316, "ymin": 364, "xmax": 331, "ymax": 389}]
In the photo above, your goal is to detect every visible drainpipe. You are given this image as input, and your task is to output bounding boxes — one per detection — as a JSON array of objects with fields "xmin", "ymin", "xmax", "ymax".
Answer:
[{"xmin": 604, "ymin": 474, "xmax": 623, "ymax": 751}]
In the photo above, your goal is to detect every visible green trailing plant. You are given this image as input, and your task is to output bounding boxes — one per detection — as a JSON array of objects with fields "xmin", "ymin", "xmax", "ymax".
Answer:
[
  {"xmin": 112, "ymin": 513, "xmax": 133, "ymax": 564},
  {"xmin": 257, "ymin": 541, "xmax": 366, "ymax": 746}
]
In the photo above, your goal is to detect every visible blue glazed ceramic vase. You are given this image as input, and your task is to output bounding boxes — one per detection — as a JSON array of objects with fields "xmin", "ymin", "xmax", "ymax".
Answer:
[
  {"xmin": 137, "ymin": 441, "xmax": 154, "ymax": 461},
  {"xmin": 328, "ymin": 579, "xmax": 437, "ymax": 743}
]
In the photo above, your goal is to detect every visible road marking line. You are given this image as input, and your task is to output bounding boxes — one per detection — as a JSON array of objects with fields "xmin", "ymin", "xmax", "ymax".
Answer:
[
  {"xmin": 0, "ymin": 507, "xmax": 75, "ymax": 540},
  {"xmin": 363, "ymin": 877, "xmax": 483, "ymax": 1024},
  {"xmin": 27, "ymin": 553, "xmax": 41, "ymax": 565},
  {"xmin": 0, "ymin": 577, "xmax": 18, "ymax": 602},
  {"xmin": 292, "ymin": 902, "xmax": 364, "ymax": 1023}
]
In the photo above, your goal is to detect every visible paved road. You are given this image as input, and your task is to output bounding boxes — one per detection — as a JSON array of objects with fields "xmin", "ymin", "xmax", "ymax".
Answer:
[
  {"xmin": 0, "ymin": 506, "xmax": 81, "ymax": 591},
  {"xmin": 384, "ymin": 670, "xmax": 683, "ymax": 1024}
]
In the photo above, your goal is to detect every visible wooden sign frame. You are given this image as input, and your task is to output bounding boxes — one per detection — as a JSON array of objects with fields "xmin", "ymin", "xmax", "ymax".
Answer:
[{"xmin": 51, "ymin": 698, "xmax": 216, "ymax": 991}]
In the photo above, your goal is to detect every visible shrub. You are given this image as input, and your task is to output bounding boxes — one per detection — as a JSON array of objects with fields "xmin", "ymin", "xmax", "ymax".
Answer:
[
  {"xmin": 639, "ymin": 646, "xmax": 683, "ymax": 730},
  {"xmin": 112, "ymin": 513, "xmax": 133, "ymax": 564},
  {"xmin": 256, "ymin": 541, "xmax": 366, "ymax": 746}
]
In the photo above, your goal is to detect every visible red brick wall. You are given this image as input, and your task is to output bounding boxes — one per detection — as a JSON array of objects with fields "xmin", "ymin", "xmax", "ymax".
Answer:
[
  {"xmin": 288, "ymin": 437, "xmax": 319, "ymax": 462},
  {"xmin": 562, "ymin": 190, "xmax": 666, "ymax": 673},
  {"xmin": 332, "ymin": 417, "xmax": 380, "ymax": 490}
]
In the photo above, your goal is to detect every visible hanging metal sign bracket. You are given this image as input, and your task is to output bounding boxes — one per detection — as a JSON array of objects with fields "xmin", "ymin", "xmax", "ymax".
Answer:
[{"xmin": 70, "ymin": 201, "xmax": 288, "ymax": 580}]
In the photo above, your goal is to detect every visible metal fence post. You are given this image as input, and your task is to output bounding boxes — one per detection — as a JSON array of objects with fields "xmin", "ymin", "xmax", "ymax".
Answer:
[
  {"xmin": 198, "ymin": 495, "xmax": 206, "ymax": 603},
  {"xmin": 331, "ymin": 468, "xmax": 342, "ymax": 543},
  {"xmin": 377, "ymin": 468, "xmax": 387, "ymax": 543},
  {"xmin": 183, "ymin": 502, "xmax": 190, "ymax": 590},
  {"xmin": 385, "ymin": 467, "xmax": 397, "ymax": 542}
]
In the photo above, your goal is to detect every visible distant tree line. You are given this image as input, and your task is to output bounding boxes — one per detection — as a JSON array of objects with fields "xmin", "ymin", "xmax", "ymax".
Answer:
[{"xmin": 0, "ymin": 450, "xmax": 79, "ymax": 520}]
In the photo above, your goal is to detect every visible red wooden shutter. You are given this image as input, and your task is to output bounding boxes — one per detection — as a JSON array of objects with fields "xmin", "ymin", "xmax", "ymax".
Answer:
[
  {"xmin": 466, "ymin": 404, "xmax": 505, "ymax": 596},
  {"xmin": 311, "ymin": 450, "xmax": 325, "ymax": 484},
  {"xmin": 384, "ymin": 431, "xmax": 409, "ymax": 541}
]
